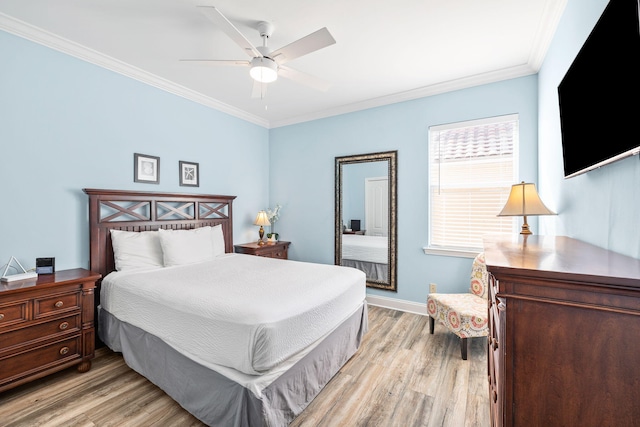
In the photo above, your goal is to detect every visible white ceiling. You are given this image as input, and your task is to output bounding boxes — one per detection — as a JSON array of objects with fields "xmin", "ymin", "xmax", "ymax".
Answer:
[{"xmin": 0, "ymin": 0, "xmax": 566, "ymax": 128}]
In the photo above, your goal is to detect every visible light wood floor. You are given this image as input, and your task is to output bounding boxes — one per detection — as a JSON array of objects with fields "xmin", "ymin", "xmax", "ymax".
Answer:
[{"xmin": 0, "ymin": 306, "xmax": 489, "ymax": 427}]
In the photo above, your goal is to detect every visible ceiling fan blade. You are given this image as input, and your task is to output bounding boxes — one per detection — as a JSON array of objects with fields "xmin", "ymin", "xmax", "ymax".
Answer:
[
  {"xmin": 179, "ymin": 59, "xmax": 250, "ymax": 67},
  {"xmin": 251, "ymin": 80, "xmax": 268, "ymax": 99},
  {"xmin": 279, "ymin": 66, "xmax": 332, "ymax": 92},
  {"xmin": 196, "ymin": 6, "xmax": 261, "ymax": 58},
  {"xmin": 270, "ymin": 27, "xmax": 336, "ymax": 65}
]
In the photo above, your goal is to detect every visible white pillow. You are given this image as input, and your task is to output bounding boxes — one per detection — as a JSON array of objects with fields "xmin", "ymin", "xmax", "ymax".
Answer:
[
  {"xmin": 158, "ymin": 226, "xmax": 218, "ymax": 267},
  {"xmin": 110, "ymin": 229, "xmax": 164, "ymax": 271},
  {"xmin": 211, "ymin": 224, "xmax": 226, "ymax": 257}
]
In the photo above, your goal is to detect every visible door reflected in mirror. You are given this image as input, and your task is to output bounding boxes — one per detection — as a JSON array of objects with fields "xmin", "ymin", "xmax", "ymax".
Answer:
[{"xmin": 335, "ymin": 151, "xmax": 397, "ymax": 291}]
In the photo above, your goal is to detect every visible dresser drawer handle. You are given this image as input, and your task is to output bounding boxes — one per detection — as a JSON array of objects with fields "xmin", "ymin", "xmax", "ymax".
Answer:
[
  {"xmin": 59, "ymin": 346, "xmax": 69, "ymax": 355},
  {"xmin": 0, "ymin": 313, "xmax": 4, "ymax": 320},
  {"xmin": 493, "ymin": 390, "xmax": 498, "ymax": 403},
  {"xmin": 55, "ymin": 301, "xmax": 64, "ymax": 308},
  {"xmin": 59, "ymin": 322, "xmax": 69, "ymax": 330},
  {"xmin": 492, "ymin": 338, "xmax": 499, "ymax": 350}
]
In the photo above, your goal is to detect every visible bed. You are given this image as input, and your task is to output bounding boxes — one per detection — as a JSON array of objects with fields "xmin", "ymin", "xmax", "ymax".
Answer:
[
  {"xmin": 341, "ymin": 234, "xmax": 388, "ymax": 282},
  {"xmin": 83, "ymin": 189, "xmax": 368, "ymax": 427}
]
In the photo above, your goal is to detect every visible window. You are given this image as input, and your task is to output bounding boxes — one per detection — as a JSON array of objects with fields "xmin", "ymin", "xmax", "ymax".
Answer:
[{"xmin": 427, "ymin": 114, "xmax": 518, "ymax": 254}]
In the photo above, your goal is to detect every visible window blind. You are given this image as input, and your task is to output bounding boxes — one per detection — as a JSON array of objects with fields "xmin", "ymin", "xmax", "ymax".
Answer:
[{"xmin": 428, "ymin": 114, "xmax": 518, "ymax": 252}]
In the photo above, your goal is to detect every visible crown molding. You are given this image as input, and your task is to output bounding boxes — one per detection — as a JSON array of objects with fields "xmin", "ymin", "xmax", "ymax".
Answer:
[
  {"xmin": 0, "ymin": 13, "xmax": 269, "ymax": 128},
  {"xmin": 270, "ymin": 64, "xmax": 537, "ymax": 128},
  {"xmin": 527, "ymin": 0, "xmax": 568, "ymax": 70}
]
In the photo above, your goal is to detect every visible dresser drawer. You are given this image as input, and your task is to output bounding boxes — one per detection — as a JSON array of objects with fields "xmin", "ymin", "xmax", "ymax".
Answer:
[
  {"xmin": 0, "ymin": 314, "xmax": 80, "ymax": 353},
  {"xmin": 0, "ymin": 336, "xmax": 81, "ymax": 384},
  {"xmin": 0, "ymin": 300, "xmax": 29, "ymax": 329},
  {"xmin": 35, "ymin": 291, "xmax": 80, "ymax": 318}
]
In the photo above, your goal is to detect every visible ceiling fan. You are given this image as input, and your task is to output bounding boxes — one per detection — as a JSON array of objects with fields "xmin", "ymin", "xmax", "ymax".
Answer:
[{"xmin": 182, "ymin": 6, "xmax": 336, "ymax": 98}]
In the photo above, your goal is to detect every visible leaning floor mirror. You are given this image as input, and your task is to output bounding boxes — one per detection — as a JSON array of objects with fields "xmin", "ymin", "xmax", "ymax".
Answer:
[{"xmin": 335, "ymin": 151, "xmax": 397, "ymax": 291}]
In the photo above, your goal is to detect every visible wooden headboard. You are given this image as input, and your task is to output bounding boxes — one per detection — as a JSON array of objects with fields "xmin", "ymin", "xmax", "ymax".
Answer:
[{"xmin": 83, "ymin": 189, "xmax": 236, "ymax": 280}]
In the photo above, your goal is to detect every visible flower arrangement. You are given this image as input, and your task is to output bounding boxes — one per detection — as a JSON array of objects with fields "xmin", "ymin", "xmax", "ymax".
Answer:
[{"xmin": 266, "ymin": 204, "xmax": 281, "ymax": 240}]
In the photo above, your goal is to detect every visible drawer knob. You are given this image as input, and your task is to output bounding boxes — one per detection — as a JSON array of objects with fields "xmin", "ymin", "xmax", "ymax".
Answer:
[
  {"xmin": 492, "ymin": 338, "xmax": 499, "ymax": 350},
  {"xmin": 493, "ymin": 390, "xmax": 498, "ymax": 403},
  {"xmin": 59, "ymin": 322, "xmax": 69, "ymax": 330},
  {"xmin": 55, "ymin": 301, "xmax": 64, "ymax": 308},
  {"xmin": 59, "ymin": 346, "xmax": 69, "ymax": 355},
  {"xmin": 0, "ymin": 313, "xmax": 4, "ymax": 320}
]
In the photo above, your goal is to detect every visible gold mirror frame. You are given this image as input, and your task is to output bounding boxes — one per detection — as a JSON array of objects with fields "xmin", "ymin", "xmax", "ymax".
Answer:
[{"xmin": 335, "ymin": 151, "xmax": 397, "ymax": 291}]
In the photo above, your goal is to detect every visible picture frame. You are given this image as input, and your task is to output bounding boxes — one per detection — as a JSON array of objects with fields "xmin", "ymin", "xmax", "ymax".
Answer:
[
  {"xmin": 179, "ymin": 161, "xmax": 199, "ymax": 187},
  {"xmin": 134, "ymin": 153, "xmax": 160, "ymax": 184}
]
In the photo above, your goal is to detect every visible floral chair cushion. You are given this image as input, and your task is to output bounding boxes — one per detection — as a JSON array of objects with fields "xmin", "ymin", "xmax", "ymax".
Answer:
[
  {"xmin": 426, "ymin": 253, "xmax": 488, "ymax": 339},
  {"xmin": 470, "ymin": 252, "xmax": 488, "ymax": 299}
]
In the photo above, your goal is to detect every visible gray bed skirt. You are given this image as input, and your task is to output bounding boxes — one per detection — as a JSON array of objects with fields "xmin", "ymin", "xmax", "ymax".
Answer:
[
  {"xmin": 99, "ymin": 302, "xmax": 368, "ymax": 427},
  {"xmin": 342, "ymin": 259, "xmax": 388, "ymax": 282}
]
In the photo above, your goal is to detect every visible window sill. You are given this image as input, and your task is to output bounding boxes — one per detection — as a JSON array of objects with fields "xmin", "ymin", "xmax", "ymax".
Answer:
[{"xmin": 423, "ymin": 247, "xmax": 479, "ymax": 258}]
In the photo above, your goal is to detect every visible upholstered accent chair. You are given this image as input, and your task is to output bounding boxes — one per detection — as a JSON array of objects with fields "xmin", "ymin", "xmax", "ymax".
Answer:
[{"xmin": 426, "ymin": 252, "xmax": 489, "ymax": 360}]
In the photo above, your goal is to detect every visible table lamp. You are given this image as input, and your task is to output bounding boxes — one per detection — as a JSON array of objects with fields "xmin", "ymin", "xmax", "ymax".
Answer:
[
  {"xmin": 498, "ymin": 181, "xmax": 556, "ymax": 235},
  {"xmin": 254, "ymin": 211, "xmax": 271, "ymax": 245}
]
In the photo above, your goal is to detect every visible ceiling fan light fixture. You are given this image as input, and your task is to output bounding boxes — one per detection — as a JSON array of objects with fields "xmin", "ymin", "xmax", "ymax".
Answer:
[{"xmin": 250, "ymin": 57, "xmax": 278, "ymax": 83}]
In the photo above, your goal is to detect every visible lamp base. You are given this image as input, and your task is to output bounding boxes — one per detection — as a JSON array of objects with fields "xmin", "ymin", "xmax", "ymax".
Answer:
[
  {"xmin": 258, "ymin": 226, "xmax": 265, "ymax": 245},
  {"xmin": 520, "ymin": 216, "xmax": 533, "ymax": 235}
]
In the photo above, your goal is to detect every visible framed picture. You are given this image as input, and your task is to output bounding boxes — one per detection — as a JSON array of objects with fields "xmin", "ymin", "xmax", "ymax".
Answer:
[
  {"xmin": 179, "ymin": 161, "xmax": 199, "ymax": 187},
  {"xmin": 134, "ymin": 153, "xmax": 160, "ymax": 184}
]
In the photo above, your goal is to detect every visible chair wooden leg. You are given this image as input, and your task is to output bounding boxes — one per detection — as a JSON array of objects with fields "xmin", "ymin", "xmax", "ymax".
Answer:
[
  {"xmin": 460, "ymin": 337, "xmax": 468, "ymax": 360},
  {"xmin": 429, "ymin": 316, "xmax": 435, "ymax": 334}
]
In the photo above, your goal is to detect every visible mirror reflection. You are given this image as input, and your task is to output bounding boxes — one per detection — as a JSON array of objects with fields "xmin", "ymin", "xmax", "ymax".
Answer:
[{"xmin": 335, "ymin": 151, "xmax": 397, "ymax": 291}]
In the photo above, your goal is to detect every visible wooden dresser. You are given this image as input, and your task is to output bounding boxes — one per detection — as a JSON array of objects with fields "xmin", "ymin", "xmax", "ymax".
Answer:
[
  {"xmin": 484, "ymin": 235, "xmax": 640, "ymax": 427},
  {"xmin": 234, "ymin": 241, "xmax": 290, "ymax": 259},
  {"xmin": 0, "ymin": 268, "xmax": 101, "ymax": 393}
]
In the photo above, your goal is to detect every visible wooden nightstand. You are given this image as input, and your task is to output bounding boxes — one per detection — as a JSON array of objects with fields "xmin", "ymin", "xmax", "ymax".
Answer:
[
  {"xmin": 0, "ymin": 268, "xmax": 101, "ymax": 393},
  {"xmin": 234, "ymin": 241, "xmax": 290, "ymax": 260}
]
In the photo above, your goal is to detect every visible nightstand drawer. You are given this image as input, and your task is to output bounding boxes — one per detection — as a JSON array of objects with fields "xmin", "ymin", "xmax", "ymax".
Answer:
[
  {"xmin": 0, "ymin": 314, "xmax": 81, "ymax": 352},
  {"xmin": 257, "ymin": 246, "xmax": 288, "ymax": 259},
  {"xmin": 0, "ymin": 300, "xmax": 29, "ymax": 329},
  {"xmin": 0, "ymin": 336, "xmax": 81, "ymax": 384},
  {"xmin": 234, "ymin": 241, "xmax": 291, "ymax": 260},
  {"xmin": 35, "ymin": 291, "xmax": 80, "ymax": 318},
  {"xmin": 0, "ymin": 268, "xmax": 100, "ymax": 393}
]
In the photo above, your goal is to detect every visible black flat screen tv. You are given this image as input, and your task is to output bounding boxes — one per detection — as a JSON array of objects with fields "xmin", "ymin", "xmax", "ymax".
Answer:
[{"xmin": 558, "ymin": 0, "xmax": 640, "ymax": 179}]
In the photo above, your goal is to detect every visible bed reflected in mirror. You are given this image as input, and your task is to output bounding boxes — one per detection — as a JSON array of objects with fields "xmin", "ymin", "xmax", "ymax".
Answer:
[{"xmin": 335, "ymin": 151, "xmax": 397, "ymax": 291}]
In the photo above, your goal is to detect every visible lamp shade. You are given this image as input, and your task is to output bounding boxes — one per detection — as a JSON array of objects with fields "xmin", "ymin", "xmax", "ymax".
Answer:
[
  {"xmin": 250, "ymin": 57, "xmax": 278, "ymax": 83},
  {"xmin": 254, "ymin": 211, "xmax": 271, "ymax": 226},
  {"xmin": 498, "ymin": 182, "xmax": 556, "ymax": 217}
]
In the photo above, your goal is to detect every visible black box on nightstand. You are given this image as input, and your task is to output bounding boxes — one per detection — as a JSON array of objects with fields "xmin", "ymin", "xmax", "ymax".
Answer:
[{"xmin": 36, "ymin": 257, "xmax": 55, "ymax": 274}]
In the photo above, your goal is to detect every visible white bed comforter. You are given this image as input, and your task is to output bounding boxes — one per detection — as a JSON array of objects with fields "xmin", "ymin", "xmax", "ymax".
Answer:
[
  {"xmin": 101, "ymin": 253, "xmax": 366, "ymax": 376},
  {"xmin": 342, "ymin": 234, "xmax": 388, "ymax": 264}
]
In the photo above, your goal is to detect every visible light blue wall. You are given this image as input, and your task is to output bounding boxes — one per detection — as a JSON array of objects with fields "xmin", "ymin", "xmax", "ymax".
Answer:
[
  {"xmin": 0, "ymin": 31, "xmax": 270, "ymax": 272},
  {"xmin": 3, "ymin": 0, "xmax": 636, "ymax": 306},
  {"xmin": 269, "ymin": 77, "xmax": 539, "ymax": 303},
  {"xmin": 537, "ymin": 0, "xmax": 640, "ymax": 258}
]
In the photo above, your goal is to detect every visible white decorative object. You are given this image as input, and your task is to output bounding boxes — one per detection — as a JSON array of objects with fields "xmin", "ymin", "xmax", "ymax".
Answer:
[
  {"xmin": 1, "ymin": 256, "xmax": 38, "ymax": 282},
  {"xmin": 266, "ymin": 204, "xmax": 282, "ymax": 240}
]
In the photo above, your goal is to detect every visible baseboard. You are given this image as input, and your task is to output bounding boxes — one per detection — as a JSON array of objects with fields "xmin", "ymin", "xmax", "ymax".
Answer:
[{"xmin": 366, "ymin": 294, "xmax": 427, "ymax": 316}]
